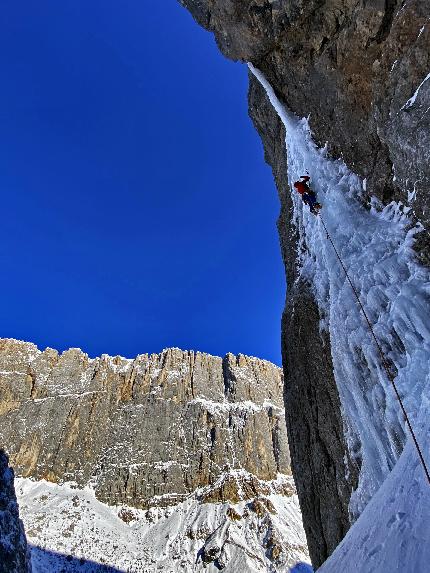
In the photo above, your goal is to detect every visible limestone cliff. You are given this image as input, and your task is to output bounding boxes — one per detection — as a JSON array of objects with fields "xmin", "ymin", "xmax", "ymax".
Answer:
[
  {"xmin": 178, "ymin": 0, "xmax": 430, "ymax": 568},
  {"xmin": 0, "ymin": 338, "xmax": 289, "ymax": 509},
  {"xmin": 1, "ymin": 338, "xmax": 312, "ymax": 570},
  {"xmin": 0, "ymin": 450, "xmax": 31, "ymax": 573}
]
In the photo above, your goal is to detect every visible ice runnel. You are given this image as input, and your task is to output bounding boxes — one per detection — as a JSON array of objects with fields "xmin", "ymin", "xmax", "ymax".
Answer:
[{"xmin": 249, "ymin": 64, "xmax": 430, "ymax": 571}]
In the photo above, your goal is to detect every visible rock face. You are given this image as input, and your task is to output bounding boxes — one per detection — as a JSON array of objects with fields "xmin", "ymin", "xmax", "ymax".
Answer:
[
  {"xmin": 180, "ymin": 0, "xmax": 430, "ymax": 233},
  {"xmin": 0, "ymin": 450, "xmax": 31, "ymax": 573},
  {"xmin": 1, "ymin": 338, "xmax": 310, "ymax": 570},
  {"xmin": 0, "ymin": 338, "xmax": 289, "ymax": 510},
  {"xmin": 178, "ymin": 0, "xmax": 430, "ymax": 568}
]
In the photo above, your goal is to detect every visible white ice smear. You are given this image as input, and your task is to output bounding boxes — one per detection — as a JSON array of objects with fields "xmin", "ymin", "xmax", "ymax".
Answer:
[
  {"xmin": 401, "ymin": 71, "xmax": 430, "ymax": 110},
  {"xmin": 249, "ymin": 64, "xmax": 430, "ymax": 571},
  {"xmin": 318, "ymin": 408, "xmax": 430, "ymax": 572}
]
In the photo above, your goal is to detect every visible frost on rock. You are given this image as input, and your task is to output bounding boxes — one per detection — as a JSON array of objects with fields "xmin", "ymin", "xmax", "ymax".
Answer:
[
  {"xmin": 250, "ymin": 64, "xmax": 430, "ymax": 570},
  {"xmin": 401, "ymin": 71, "xmax": 430, "ymax": 110}
]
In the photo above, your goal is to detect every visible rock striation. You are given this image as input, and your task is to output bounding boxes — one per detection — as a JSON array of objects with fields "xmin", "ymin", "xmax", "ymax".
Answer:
[
  {"xmin": 0, "ymin": 450, "xmax": 31, "ymax": 573},
  {"xmin": 0, "ymin": 338, "xmax": 289, "ymax": 510},
  {"xmin": 178, "ymin": 0, "xmax": 430, "ymax": 568}
]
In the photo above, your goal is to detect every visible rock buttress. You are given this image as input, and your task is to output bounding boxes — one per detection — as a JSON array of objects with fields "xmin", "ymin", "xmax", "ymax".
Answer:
[{"xmin": 180, "ymin": 0, "xmax": 430, "ymax": 236}]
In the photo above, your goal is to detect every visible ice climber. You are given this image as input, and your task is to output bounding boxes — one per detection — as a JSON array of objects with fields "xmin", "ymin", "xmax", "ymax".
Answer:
[{"xmin": 293, "ymin": 175, "xmax": 322, "ymax": 215}]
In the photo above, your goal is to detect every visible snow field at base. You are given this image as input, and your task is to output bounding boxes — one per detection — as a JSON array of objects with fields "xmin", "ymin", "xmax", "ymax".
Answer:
[
  {"xmin": 249, "ymin": 65, "xmax": 430, "ymax": 570},
  {"xmin": 16, "ymin": 475, "xmax": 311, "ymax": 573},
  {"xmin": 318, "ymin": 411, "xmax": 430, "ymax": 573}
]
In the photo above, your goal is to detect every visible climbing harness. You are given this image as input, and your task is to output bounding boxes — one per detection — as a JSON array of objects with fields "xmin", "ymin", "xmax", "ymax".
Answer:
[{"xmin": 320, "ymin": 216, "xmax": 430, "ymax": 486}]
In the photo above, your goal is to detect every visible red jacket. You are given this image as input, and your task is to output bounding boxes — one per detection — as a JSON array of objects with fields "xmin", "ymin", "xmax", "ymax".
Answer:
[{"xmin": 293, "ymin": 175, "xmax": 310, "ymax": 195}]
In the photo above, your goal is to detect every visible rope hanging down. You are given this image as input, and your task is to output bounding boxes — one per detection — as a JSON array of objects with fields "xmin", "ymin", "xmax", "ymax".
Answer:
[{"xmin": 320, "ymin": 216, "xmax": 430, "ymax": 486}]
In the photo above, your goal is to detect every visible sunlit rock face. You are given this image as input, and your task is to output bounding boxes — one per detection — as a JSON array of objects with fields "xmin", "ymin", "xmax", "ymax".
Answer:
[
  {"xmin": 178, "ymin": 1, "xmax": 430, "ymax": 569},
  {"xmin": 0, "ymin": 338, "xmax": 312, "ymax": 571},
  {"xmin": 0, "ymin": 450, "xmax": 31, "ymax": 573},
  {"xmin": 0, "ymin": 338, "xmax": 289, "ymax": 508}
]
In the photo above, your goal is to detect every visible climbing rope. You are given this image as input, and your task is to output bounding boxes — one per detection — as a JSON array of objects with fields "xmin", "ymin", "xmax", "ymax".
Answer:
[{"xmin": 320, "ymin": 215, "xmax": 430, "ymax": 486}]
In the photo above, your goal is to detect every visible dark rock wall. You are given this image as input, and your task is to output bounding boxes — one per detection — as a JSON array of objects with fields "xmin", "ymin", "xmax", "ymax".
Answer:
[
  {"xmin": 281, "ymin": 286, "xmax": 360, "ymax": 564},
  {"xmin": 0, "ymin": 450, "xmax": 31, "ymax": 573},
  {"xmin": 179, "ymin": 0, "xmax": 429, "ymax": 567},
  {"xmin": 181, "ymin": 0, "xmax": 430, "ymax": 224}
]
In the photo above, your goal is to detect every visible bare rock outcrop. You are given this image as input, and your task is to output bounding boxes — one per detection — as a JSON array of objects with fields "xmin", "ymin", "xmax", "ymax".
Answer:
[
  {"xmin": 0, "ymin": 450, "xmax": 31, "ymax": 573},
  {"xmin": 0, "ymin": 338, "xmax": 289, "ymax": 510}
]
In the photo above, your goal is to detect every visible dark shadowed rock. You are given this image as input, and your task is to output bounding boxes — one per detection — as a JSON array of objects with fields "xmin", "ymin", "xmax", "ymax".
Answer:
[
  {"xmin": 180, "ymin": 0, "xmax": 430, "ymax": 226},
  {"xmin": 0, "ymin": 450, "xmax": 31, "ymax": 573}
]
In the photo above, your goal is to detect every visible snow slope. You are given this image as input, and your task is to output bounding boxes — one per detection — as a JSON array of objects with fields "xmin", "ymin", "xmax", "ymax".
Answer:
[
  {"xmin": 16, "ymin": 474, "xmax": 311, "ymax": 573},
  {"xmin": 249, "ymin": 65, "xmax": 430, "ymax": 570},
  {"xmin": 318, "ymin": 422, "xmax": 430, "ymax": 572}
]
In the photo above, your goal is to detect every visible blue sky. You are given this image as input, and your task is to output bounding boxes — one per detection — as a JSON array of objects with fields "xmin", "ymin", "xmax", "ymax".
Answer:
[{"xmin": 0, "ymin": 0, "xmax": 285, "ymax": 365}]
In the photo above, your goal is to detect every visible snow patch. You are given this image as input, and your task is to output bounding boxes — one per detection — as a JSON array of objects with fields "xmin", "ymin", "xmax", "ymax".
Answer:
[{"xmin": 189, "ymin": 397, "xmax": 284, "ymax": 416}]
